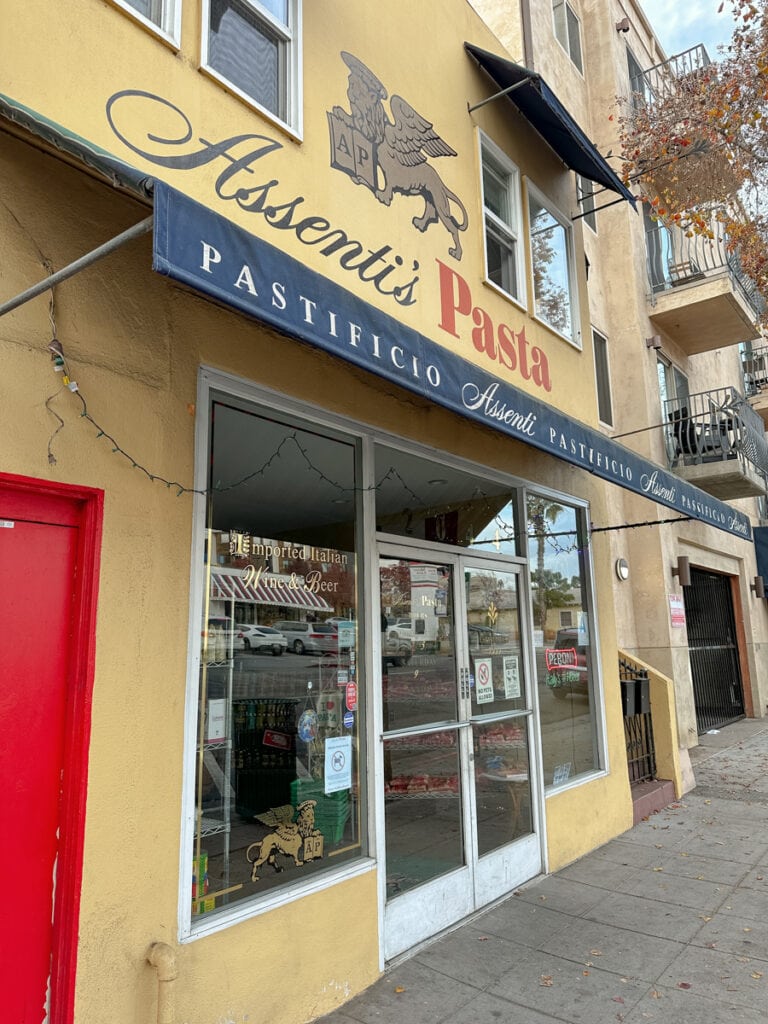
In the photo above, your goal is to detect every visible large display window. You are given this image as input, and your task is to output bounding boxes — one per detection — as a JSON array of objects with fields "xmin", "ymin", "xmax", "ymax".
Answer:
[
  {"xmin": 526, "ymin": 494, "xmax": 602, "ymax": 787},
  {"xmin": 190, "ymin": 396, "xmax": 364, "ymax": 922}
]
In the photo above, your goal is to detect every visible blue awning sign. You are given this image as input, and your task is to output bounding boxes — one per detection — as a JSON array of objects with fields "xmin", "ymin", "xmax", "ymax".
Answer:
[{"xmin": 153, "ymin": 182, "xmax": 750, "ymax": 540}]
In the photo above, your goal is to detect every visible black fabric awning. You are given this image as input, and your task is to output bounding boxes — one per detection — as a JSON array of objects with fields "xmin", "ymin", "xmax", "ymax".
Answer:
[{"xmin": 465, "ymin": 43, "xmax": 635, "ymax": 207}]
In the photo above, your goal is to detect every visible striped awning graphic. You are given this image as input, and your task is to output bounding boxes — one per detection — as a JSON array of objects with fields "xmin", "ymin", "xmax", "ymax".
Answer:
[{"xmin": 210, "ymin": 570, "xmax": 332, "ymax": 611}]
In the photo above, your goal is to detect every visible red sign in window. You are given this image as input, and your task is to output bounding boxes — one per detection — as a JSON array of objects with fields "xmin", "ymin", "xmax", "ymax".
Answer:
[{"xmin": 545, "ymin": 647, "xmax": 578, "ymax": 671}]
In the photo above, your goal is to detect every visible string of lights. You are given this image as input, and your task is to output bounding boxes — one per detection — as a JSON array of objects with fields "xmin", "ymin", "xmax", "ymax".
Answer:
[{"xmin": 43, "ymin": 335, "xmax": 709, "ymax": 543}]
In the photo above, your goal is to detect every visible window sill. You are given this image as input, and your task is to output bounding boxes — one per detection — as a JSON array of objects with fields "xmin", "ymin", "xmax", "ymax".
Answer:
[
  {"xmin": 531, "ymin": 312, "xmax": 582, "ymax": 351},
  {"xmin": 180, "ymin": 857, "xmax": 376, "ymax": 942},
  {"xmin": 107, "ymin": 0, "xmax": 180, "ymax": 50},
  {"xmin": 544, "ymin": 767, "xmax": 606, "ymax": 796},
  {"xmin": 199, "ymin": 65, "xmax": 303, "ymax": 144},
  {"xmin": 482, "ymin": 277, "xmax": 528, "ymax": 316}
]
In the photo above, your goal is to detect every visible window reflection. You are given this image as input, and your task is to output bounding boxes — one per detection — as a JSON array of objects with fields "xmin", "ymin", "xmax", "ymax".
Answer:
[
  {"xmin": 526, "ymin": 496, "xmax": 600, "ymax": 786},
  {"xmin": 191, "ymin": 399, "xmax": 363, "ymax": 922}
]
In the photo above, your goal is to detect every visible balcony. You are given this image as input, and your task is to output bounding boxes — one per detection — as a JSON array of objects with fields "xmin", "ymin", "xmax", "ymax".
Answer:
[
  {"xmin": 646, "ymin": 224, "xmax": 764, "ymax": 354},
  {"xmin": 742, "ymin": 343, "xmax": 768, "ymax": 428},
  {"xmin": 630, "ymin": 44, "xmax": 711, "ymax": 105},
  {"xmin": 664, "ymin": 387, "xmax": 768, "ymax": 499}
]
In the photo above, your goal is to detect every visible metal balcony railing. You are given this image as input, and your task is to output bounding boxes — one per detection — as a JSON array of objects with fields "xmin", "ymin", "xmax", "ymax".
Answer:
[
  {"xmin": 630, "ymin": 44, "xmax": 711, "ymax": 105},
  {"xmin": 663, "ymin": 387, "xmax": 768, "ymax": 484},
  {"xmin": 742, "ymin": 343, "xmax": 768, "ymax": 397},
  {"xmin": 645, "ymin": 221, "xmax": 767, "ymax": 323},
  {"xmin": 665, "ymin": 388, "xmax": 768, "ymax": 470}
]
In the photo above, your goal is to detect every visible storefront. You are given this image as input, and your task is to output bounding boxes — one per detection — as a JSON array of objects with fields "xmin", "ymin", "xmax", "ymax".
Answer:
[
  {"xmin": 189, "ymin": 369, "xmax": 605, "ymax": 960},
  {"xmin": 169, "ymin": 184, "xmax": 750, "ymax": 959},
  {"xmin": 0, "ymin": 4, "xmax": 756, "ymax": 1018}
]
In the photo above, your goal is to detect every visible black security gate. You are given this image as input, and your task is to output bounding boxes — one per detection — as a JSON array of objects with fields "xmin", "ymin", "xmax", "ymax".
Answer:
[{"xmin": 683, "ymin": 568, "xmax": 745, "ymax": 733}]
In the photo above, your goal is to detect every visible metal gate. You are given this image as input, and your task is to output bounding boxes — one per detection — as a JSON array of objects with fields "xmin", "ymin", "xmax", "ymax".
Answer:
[{"xmin": 683, "ymin": 568, "xmax": 745, "ymax": 733}]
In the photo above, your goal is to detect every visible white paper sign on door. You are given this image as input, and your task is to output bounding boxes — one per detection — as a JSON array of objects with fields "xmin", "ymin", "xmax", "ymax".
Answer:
[
  {"xmin": 503, "ymin": 655, "xmax": 521, "ymax": 698},
  {"xmin": 475, "ymin": 657, "xmax": 494, "ymax": 704},
  {"xmin": 324, "ymin": 735, "xmax": 352, "ymax": 794}
]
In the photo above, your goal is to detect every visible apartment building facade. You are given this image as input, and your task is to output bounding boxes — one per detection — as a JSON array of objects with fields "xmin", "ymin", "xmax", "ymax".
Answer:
[{"xmin": 477, "ymin": 0, "xmax": 768, "ymax": 752}]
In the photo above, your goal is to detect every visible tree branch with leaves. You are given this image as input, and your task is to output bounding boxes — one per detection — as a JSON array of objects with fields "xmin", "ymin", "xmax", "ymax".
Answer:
[{"xmin": 617, "ymin": 0, "xmax": 768, "ymax": 322}]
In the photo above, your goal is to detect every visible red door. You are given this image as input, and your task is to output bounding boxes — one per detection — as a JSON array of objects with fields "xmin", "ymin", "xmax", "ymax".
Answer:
[{"xmin": 0, "ymin": 478, "xmax": 102, "ymax": 1024}]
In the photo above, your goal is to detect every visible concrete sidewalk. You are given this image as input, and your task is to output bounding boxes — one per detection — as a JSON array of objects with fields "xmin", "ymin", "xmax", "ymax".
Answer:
[{"xmin": 314, "ymin": 719, "xmax": 768, "ymax": 1024}]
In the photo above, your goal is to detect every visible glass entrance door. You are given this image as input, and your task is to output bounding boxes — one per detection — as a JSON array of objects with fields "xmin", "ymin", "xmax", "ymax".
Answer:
[{"xmin": 379, "ymin": 546, "xmax": 541, "ymax": 960}]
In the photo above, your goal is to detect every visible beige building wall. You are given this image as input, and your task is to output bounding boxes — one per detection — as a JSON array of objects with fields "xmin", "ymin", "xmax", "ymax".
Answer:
[{"xmin": 475, "ymin": 0, "xmax": 768, "ymax": 747}]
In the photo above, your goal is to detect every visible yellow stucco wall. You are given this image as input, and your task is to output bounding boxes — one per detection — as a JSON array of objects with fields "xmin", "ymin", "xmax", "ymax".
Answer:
[
  {"xmin": 0, "ymin": 3, "xmax": 644, "ymax": 1021},
  {"xmin": 5, "ymin": 0, "xmax": 607, "ymax": 425}
]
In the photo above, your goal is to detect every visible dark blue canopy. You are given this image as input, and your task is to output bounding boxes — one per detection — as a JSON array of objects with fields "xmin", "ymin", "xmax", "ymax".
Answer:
[{"xmin": 465, "ymin": 43, "xmax": 636, "ymax": 207}]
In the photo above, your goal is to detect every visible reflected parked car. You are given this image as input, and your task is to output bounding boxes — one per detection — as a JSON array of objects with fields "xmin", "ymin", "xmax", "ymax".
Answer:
[
  {"xmin": 273, "ymin": 620, "xmax": 338, "ymax": 655},
  {"xmin": 236, "ymin": 624, "xmax": 288, "ymax": 656}
]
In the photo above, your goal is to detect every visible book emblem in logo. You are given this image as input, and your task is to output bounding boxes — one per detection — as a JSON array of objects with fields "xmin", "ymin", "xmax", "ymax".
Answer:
[{"xmin": 327, "ymin": 51, "xmax": 468, "ymax": 260}]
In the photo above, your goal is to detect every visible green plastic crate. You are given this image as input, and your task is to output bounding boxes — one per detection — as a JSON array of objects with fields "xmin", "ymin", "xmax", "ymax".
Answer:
[{"xmin": 291, "ymin": 779, "xmax": 350, "ymax": 843}]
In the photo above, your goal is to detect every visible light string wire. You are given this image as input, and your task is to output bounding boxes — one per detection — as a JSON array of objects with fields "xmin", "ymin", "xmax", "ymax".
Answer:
[{"xmin": 44, "ymin": 338, "xmax": 711, "ymax": 540}]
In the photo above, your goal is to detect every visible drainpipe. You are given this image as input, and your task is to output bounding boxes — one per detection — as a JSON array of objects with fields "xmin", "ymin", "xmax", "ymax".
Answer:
[
  {"xmin": 146, "ymin": 942, "xmax": 178, "ymax": 1024},
  {"xmin": 520, "ymin": 0, "xmax": 535, "ymax": 70}
]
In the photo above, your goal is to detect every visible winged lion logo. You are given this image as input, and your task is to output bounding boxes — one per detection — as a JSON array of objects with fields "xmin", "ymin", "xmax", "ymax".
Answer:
[{"xmin": 328, "ymin": 51, "xmax": 469, "ymax": 260}]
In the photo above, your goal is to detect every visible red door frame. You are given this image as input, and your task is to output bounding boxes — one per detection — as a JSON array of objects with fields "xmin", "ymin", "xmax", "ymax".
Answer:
[{"xmin": 1, "ymin": 473, "xmax": 103, "ymax": 1024}]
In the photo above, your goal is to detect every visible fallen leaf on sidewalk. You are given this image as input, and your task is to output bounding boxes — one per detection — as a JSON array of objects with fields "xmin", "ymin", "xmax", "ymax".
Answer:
[
  {"xmin": 650, "ymin": 990, "xmax": 662, "ymax": 998},
  {"xmin": 751, "ymin": 972, "xmax": 763, "ymax": 980},
  {"xmin": 590, "ymin": 949, "xmax": 603, "ymax": 956},
  {"xmin": 540, "ymin": 975, "xmax": 554, "ymax": 987},
  {"xmin": 394, "ymin": 986, "xmax": 405, "ymax": 994},
  {"xmin": 677, "ymin": 982, "xmax": 691, "ymax": 989},
  {"xmin": 612, "ymin": 995, "xmax": 625, "ymax": 1003},
  {"xmin": 477, "ymin": 936, "xmax": 489, "ymax": 941}
]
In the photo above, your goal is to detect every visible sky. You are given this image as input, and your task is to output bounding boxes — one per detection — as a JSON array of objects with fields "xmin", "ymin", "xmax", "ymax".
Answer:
[{"xmin": 639, "ymin": 0, "xmax": 737, "ymax": 60}]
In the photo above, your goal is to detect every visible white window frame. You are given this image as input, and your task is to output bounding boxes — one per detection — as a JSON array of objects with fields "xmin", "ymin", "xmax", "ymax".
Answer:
[
  {"xmin": 525, "ymin": 487, "xmax": 608, "ymax": 793},
  {"xmin": 592, "ymin": 328, "xmax": 613, "ymax": 427},
  {"xmin": 180, "ymin": 368, "xmax": 374, "ymax": 941},
  {"xmin": 111, "ymin": 0, "xmax": 181, "ymax": 45},
  {"xmin": 657, "ymin": 354, "xmax": 689, "ymax": 417},
  {"xmin": 527, "ymin": 183, "xmax": 580, "ymax": 348},
  {"xmin": 201, "ymin": 0, "xmax": 303, "ymax": 139},
  {"xmin": 576, "ymin": 175, "xmax": 597, "ymax": 234},
  {"xmin": 552, "ymin": 0, "xmax": 583, "ymax": 74},
  {"xmin": 480, "ymin": 135, "xmax": 525, "ymax": 308}
]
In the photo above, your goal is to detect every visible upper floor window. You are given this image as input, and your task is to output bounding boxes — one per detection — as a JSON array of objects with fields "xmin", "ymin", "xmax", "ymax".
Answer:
[
  {"xmin": 204, "ymin": 0, "xmax": 302, "ymax": 133},
  {"xmin": 528, "ymin": 187, "xmax": 578, "ymax": 346},
  {"xmin": 657, "ymin": 355, "xmax": 688, "ymax": 415},
  {"xmin": 576, "ymin": 175, "xmax": 597, "ymax": 233},
  {"xmin": 481, "ymin": 138, "xmax": 524, "ymax": 304},
  {"xmin": 114, "ymin": 0, "xmax": 179, "ymax": 41},
  {"xmin": 552, "ymin": 0, "xmax": 583, "ymax": 73},
  {"xmin": 627, "ymin": 48, "xmax": 651, "ymax": 108},
  {"xmin": 592, "ymin": 328, "xmax": 613, "ymax": 426}
]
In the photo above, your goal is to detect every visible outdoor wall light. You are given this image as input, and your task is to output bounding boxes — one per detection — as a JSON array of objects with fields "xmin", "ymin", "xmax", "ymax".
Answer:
[
  {"xmin": 616, "ymin": 17, "xmax": 631, "ymax": 32},
  {"xmin": 671, "ymin": 555, "xmax": 691, "ymax": 588},
  {"xmin": 751, "ymin": 575, "xmax": 766, "ymax": 599},
  {"xmin": 645, "ymin": 334, "xmax": 662, "ymax": 349},
  {"xmin": 615, "ymin": 558, "xmax": 630, "ymax": 581}
]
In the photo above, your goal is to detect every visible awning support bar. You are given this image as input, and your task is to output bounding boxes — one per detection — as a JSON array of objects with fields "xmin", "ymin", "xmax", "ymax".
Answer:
[
  {"xmin": 467, "ymin": 76, "xmax": 533, "ymax": 114},
  {"xmin": 0, "ymin": 215, "xmax": 154, "ymax": 318}
]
